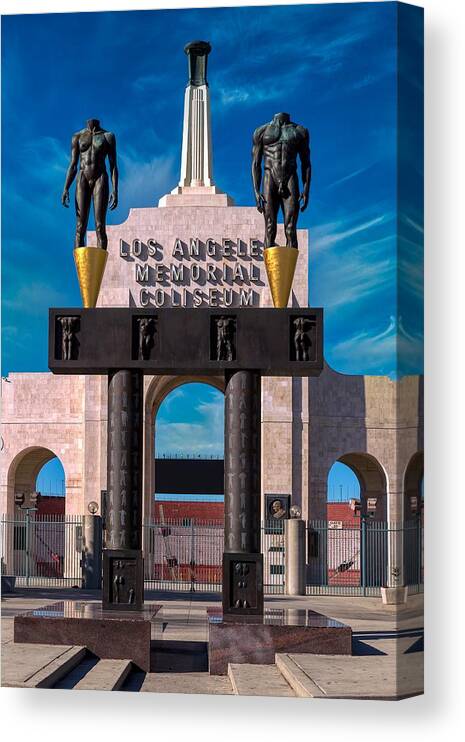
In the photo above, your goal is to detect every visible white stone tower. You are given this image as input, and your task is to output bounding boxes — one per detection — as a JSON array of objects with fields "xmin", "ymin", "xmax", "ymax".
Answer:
[{"xmin": 159, "ymin": 40, "xmax": 233, "ymax": 207}]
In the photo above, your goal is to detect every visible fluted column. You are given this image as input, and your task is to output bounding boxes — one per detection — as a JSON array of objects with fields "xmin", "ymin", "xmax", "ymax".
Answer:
[
  {"xmin": 106, "ymin": 370, "xmax": 143, "ymax": 550},
  {"xmin": 223, "ymin": 370, "xmax": 263, "ymax": 616},
  {"xmin": 103, "ymin": 370, "xmax": 144, "ymax": 610}
]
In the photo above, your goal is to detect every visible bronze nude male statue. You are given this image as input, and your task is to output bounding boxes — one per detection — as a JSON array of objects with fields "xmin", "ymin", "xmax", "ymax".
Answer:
[
  {"xmin": 62, "ymin": 118, "xmax": 118, "ymax": 249},
  {"xmin": 252, "ymin": 112, "xmax": 311, "ymax": 249}
]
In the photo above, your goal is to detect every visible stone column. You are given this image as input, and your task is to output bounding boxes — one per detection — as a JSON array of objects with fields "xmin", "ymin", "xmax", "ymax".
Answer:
[
  {"xmin": 285, "ymin": 518, "xmax": 306, "ymax": 595},
  {"xmin": 103, "ymin": 370, "xmax": 144, "ymax": 610},
  {"xmin": 83, "ymin": 514, "xmax": 102, "ymax": 589},
  {"xmin": 223, "ymin": 371, "xmax": 263, "ymax": 616},
  {"xmin": 179, "ymin": 41, "xmax": 213, "ymax": 188}
]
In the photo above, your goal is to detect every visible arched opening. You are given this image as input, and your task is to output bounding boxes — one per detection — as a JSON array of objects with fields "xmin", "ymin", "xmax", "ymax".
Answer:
[
  {"xmin": 337, "ymin": 453, "xmax": 388, "ymax": 521},
  {"xmin": 143, "ymin": 376, "xmax": 225, "ymax": 589},
  {"xmin": 319, "ymin": 453, "xmax": 388, "ymax": 589},
  {"xmin": 154, "ymin": 381, "xmax": 224, "ymax": 511},
  {"xmin": 143, "ymin": 374, "xmax": 224, "ymax": 520},
  {"xmin": 327, "ymin": 461, "xmax": 361, "ymax": 515},
  {"xmin": 404, "ymin": 451, "xmax": 424, "ymax": 521},
  {"xmin": 36, "ymin": 458, "xmax": 66, "ymax": 515},
  {"xmin": 5, "ymin": 447, "xmax": 68, "ymax": 581},
  {"xmin": 403, "ymin": 452, "xmax": 424, "ymax": 586},
  {"xmin": 8, "ymin": 446, "xmax": 65, "ymax": 507}
]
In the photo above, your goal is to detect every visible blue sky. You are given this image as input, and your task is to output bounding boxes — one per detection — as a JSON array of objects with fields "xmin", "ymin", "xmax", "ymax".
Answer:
[{"xmin": 1, "ymin": 3, "xmax": 423, "ymax": 496}]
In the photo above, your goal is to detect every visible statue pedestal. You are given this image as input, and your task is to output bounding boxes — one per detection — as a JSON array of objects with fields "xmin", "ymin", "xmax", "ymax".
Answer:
[
  {"xmin": 207, "ymin": 608, "xmax": 352, "ymax": 675},
  {"xmin": 73, "ymin": 245, "xmax": 108, "ymax": 308},
  {"xmin": 264, "ymin": 246, "xmax": 299, "ymax": 308},
  {"xmin": 14, "ymin": 601, "xmax": 161, "ymax": 672}
]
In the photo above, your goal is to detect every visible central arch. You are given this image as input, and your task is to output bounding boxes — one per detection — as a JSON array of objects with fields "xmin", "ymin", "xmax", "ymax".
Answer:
[{"xmin": 143, "ymin": 375, "xmax": 225, "ymax": 522}]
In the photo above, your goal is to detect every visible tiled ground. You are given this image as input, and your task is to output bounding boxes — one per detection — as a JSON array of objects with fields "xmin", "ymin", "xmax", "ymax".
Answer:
[{"xmin": 1, "ymin": 588, "xmax": 423, "ymax": 698}]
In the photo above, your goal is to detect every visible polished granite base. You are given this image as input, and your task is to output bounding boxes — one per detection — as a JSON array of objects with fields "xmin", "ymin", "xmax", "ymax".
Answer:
[
  {"xmin": 14, "ymin": 601, "xmax": 161, "ymax": 672},
  {"xmin": 207, "ymin": 608, "xmax": 352, "ymax": 675}
]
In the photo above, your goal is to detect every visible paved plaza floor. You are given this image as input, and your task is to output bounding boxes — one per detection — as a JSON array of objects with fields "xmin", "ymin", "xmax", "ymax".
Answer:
[{"xmin": 1, "ymin": 587, "xmax": 423, "ymax": 698}]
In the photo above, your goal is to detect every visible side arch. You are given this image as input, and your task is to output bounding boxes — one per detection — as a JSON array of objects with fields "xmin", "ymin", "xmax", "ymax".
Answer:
[
  {"xmin": 403, "ymin": 451, "xmax": 424, "ymax": 520},
  {"xmin": 338, "ymin": 452, "xmax": 388, "ymax": 521},
  {"xmin": 403, "ymin": 451, "xmax": 424, "ymax": 587},
  {"xmin": 7, "ymin": 446, "xmax": 63, "ymax": 506}
]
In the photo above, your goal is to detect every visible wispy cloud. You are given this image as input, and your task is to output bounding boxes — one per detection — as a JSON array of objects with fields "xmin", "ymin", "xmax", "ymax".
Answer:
[
  {"xmin": 329, "ymin": 315, "xmax": 423, "ymax": 377},
  {"xmin": 219, "ymin": 85, "xmax": 282, "ymax": 107},
  {"xmin": 323, "ymin": 256, "xmax": 394, "ymax": 312},
  {"xmin": 312, "ymin": 214, "xmax": 391, "ymax": 252},
  {"xmin": 3, "ymin": 281, "xmax": 69, "ymax": 316},
  {"xmin": 118, "ymin": 150, "xmax": 177, "ymax": 212},
  {"xmin": 156, "ymin": 389, "xmax": 224, "ymax": 456},
  {"xmin": 325, "ymin": 163, "xmax": 376, "ymax": 190}
]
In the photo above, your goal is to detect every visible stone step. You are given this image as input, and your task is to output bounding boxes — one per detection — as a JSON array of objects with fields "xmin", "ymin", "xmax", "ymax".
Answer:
[
  {"xmin": 74, "ymin": 659, "xmax": 133, "ymax": 691},
  {"xmin": 275, "ymin": 654, "xmax": 325, "ymax": 698},
  {"xmin": 141, "ymin": 671, "xmax": 234, "ymax": 695},
  {"xmin": 24, "ymin": 646, "xmax": 87, "ymax": 689},
  {"xmin": 276, "ymin": 651, "xmax": 424, "ymax": 700},
  {"xmin": 228, "ymin": 663, "xmax": 296, "ymax": 697}
]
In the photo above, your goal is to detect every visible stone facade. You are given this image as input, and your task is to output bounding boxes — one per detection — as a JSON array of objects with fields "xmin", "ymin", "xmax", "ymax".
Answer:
[{"xmin": 0, "ymin": 201, "xmax": 423, "ymax": 543}]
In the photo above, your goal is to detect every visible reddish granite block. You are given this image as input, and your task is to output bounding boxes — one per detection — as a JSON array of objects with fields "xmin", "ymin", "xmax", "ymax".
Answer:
[
  {"xmin": 14, "ymin": 601, "xmax": 160, "ymax": 672},
  {"xmin": 207, "ymin": 608, "xmax": 352, "ymax": 675}
]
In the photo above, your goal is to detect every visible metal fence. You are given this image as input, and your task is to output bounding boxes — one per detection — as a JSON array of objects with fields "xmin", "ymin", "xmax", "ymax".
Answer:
[
  {"xmin": 305, "ymin": 519, "xmax": 423, "ymax": 596},
  {"xmin": 143, "ymin": 518, "xmax": 286, "ymax": 593},
  {"xmin": 1, "ymin": 514, "xmax": 423, "ymax": 597},
  {"xmin": 1, "ymin": 513, "xmax": 84, "ymax": 587}
]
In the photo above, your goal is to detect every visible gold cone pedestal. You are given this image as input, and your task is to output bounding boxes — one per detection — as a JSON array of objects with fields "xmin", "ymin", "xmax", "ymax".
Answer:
[
  {"xmin": 264, "ymin": 246, "xmax": 299, "ymax": 308},
  {"xmin": 73, "ymin": 246, "xmax": 108, "ymax": 308}
]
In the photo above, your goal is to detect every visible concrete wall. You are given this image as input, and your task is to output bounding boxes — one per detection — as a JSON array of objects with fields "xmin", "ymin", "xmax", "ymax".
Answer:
[
  {"xmin": 1, "ymin": 367, "xmax": 423, "ymax": 524},
  {"xmin": 0, "ymin": 205, "xmax": 423, "ymax": 523}
]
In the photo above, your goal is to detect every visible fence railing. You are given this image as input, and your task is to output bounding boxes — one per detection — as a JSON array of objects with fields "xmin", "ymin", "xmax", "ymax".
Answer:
[
  {"xmin": 1, "ymin": 514, "xmax": 423, "ymax": 597},
  {"xmin": 142, "ymin": 518, "xmax": 286, "ymax": 593},
  {"xmin": 305, "ymin": 518, "xmax": 423, "ymax": 596},
  {"xmin": 1, "ymin": 513, "xmax": 84, "ymax": 587}
]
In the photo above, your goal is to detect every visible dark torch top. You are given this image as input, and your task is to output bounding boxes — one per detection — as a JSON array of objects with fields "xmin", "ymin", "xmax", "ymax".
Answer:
[{"xmin": 184, "ymin": 40, "xmax": 212, "ymax": 86}]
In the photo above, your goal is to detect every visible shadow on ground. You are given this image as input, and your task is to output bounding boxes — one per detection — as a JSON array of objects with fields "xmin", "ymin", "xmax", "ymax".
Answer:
[{"xmin": 150, "ymin": 640, "xmax": 209, "ymax": 673}]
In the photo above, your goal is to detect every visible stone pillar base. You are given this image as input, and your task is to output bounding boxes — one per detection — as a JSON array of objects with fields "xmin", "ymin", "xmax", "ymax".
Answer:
[
  {"xmin": 381, "ymin": 586, "xmax": 408, "ymax": 605},
  {"xmin": 222, "ymin": 552, "xmax": 263, "ymax": 616},
  {"xmin": 103, "ymin": 549, "xmax": 143, "ymax": 611},
  {"xmin": 83, "ymin": 514, "xmax": 102, "ymax": 589},
  {"xmin": 285, "ymin": 519, "xmax": 306, "ymax": 595}
]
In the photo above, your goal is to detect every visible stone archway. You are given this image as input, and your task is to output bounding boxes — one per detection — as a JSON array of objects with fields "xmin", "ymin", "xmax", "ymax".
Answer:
[
  {"xmin": 403, "ymin": 451, "xmax": 423, "ymax": 586},
  {"xmin": 310, "ymin": 452, "xmax": 389, "ymax": 589},
  {"xmin": 4, "ymin": 447, "xmax": 68, "ymax": 578},
  {"xmin": 336, "ymin": 453, "xmax": 388, "ymax": 587},
  {"xmin": 142, "ymin": 375, "xmax": 225, "ymax": 522},
  {"xmin": 337, "ymin": 452, "xmax": 388, "ymax": 521},
  {"xmin": 404, "ymin": 451, "xmax": 424, "ymax": 521},
  {"xmin": 7, "ymin": 446, "xmax": 62, "ymax": 511}
]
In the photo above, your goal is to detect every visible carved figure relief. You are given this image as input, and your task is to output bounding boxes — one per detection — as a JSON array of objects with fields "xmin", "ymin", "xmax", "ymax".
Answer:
[
  {"xmin": 213, "ymin": 315, "xmax": 236, "ymax": 361},
  {"xmin": 233, "ymin": 561, "xmax": 250, "ymax": 609},
  {"xmin": 110, "ymin": 558, "xmax": 135, "ymax": 605},
  {"xmin": 57, "ymin": 316, "xmax": 80, "ymax": 360},
  {"xmin": 137, "ymin": 317, "xmax": 156, "ymax": 360},
  {"xmin": 292, "ymin": 316, "xmax": 313, "ymax": 361}
]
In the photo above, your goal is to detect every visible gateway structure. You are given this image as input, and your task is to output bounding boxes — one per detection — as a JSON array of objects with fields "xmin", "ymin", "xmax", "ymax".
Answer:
[{"xmin": 0, "ymin": 42, "xmax": 423, "ymax": 591}]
